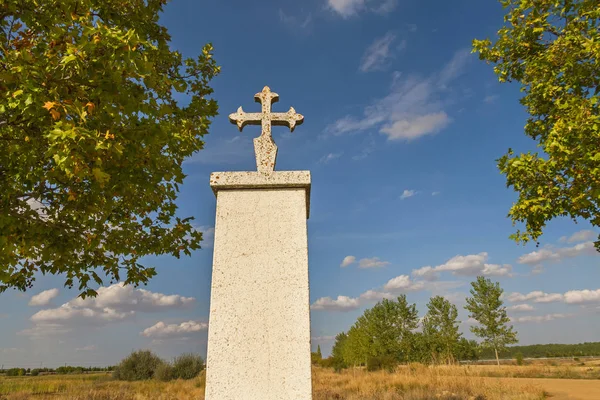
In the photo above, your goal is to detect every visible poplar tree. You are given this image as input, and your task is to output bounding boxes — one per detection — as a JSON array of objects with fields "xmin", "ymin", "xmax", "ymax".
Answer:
[{"xmin": 465, "ymin": 276, "xmax": 518, "ymax": 365}]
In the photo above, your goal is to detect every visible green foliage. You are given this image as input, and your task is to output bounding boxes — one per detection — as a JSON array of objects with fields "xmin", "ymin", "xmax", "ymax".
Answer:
[
  {"xmin": 515, "ymin": 352, "xmax": 524, "ymax": 366},
  {"xmin": 456, "ymin": 338, "xmax": 480, "ymax": 361},
  {"xmin": 335, "ymin": 296, "xmax": 419, "ymax": 369},
  {"xmin": 170, "ymin": 353, "xmax": 204, "ymax": 380},
  {"xmin": 5, "ymin": 368, "xmax": 26, "ymax": 376},
  {"xmin": 473, "ymin": 0, "xmax": 600, "ymax": 250},
  {"xmin": 330, "ymin": 332, "xmax": 349, "ymax": 372},
  {"xmin": 480, "ymin": 341, "xmax": 600, "ymax": 359},
  {"xmin": 56, "ymin": 365, "xmax": 85, "ymax": 374},
  {"xmin": 112, "ymin": 350, "xmax": 164, "ymax": 381},
  {"xmin": 366, "ymin": 354, "xmax": 397, "ymax": 372},
  {"xmin": 311, "ymin": 345, "xmax": 323, "ymax": 365},
  {"xmin": 0, "ymin": 0, "xmax": 220, "ymax": 296},
  {"xmin": 153, "ymin": 362, "xmax": 173, "ymax": 382},
  {"xmin": 465, "ymin": 276, "xmax": 518, "ymax": 365},
  {"xmin": 422, "ymin": 295, "xmax": 463, "ymax": 365}
]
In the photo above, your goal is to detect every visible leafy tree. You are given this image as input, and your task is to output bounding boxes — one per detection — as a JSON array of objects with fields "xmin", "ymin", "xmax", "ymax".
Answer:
[
  {"xmin": 112, "ymin": 349, "xmax": 165, "ymax": 381},
  {"xmin": 344, "ymin": 296, "xmax": 419, "ymax": 368},
  {"xmin": 422, "ymin": 295, "xmax": 462, "ymax": 365},
  {"xmin": 465, "ymin": 276, "xmax": 518, "ymax": 365},
  {"xmin": 330, "ymin": 332, "xmax": 348, "ymax": 372},
  {"xmin": 1, "ymin": 0, "xmax": 220, "ymax": 296},
  {"xmin": 316, "ymin": 344, "xmax": 322, "ymax": 359},
  {"xmin": 171, "ymin": 353, "xmax": 204, "ymax": 380},
  {"xmin": 456, "ymin": 338, "xmax": 480, "ymax": 362},
  {"xmin": 473, "ymin": 0, "xmax": 600, "ymax": 250},
  {"xmin": 515, "ymin": 351, "xmax": 524, "ymax": 366}
]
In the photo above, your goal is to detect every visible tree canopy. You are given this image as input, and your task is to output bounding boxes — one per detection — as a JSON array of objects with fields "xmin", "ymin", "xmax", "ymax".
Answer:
[
  {"xmin": 1, "ymin": 0, "xmax": 220, "ymax": 296},
  {"xmin": 422, "ymin": 295, "xmax": 462, "ymax": 365},
  {"xmin": 465, "ymin": 276, "xmax": 518, "ymax": 365},
  {"xmin": 473, "ymin": 0, "xmax": 600, "ymax": 250}
]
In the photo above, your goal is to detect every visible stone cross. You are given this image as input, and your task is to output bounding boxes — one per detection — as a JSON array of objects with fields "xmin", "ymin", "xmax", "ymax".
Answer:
[{"xmin": 229, "ymin": 86, "xmax": 304, "ymax": 173}]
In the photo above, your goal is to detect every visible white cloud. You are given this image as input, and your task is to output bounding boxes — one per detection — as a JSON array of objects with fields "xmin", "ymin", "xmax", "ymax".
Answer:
[
  {"xmin": 24, "ymin": 283, "xmax": 195, "ymax": 336},
  {"xmin": 327, "ymin": 0, "xmax": 397, "ymax": 18},
  {"xmin": 483, "ymin": 95, "xmax": 498, "ymax": 104},
  {"xmin": 507, "ymin": 291, "xmax": 564, "ymax": 304},
  {"xmin": 432, "ymin": 191, "xmax": 441, "ymax": 196},
  {"xmin": 412, "ymin": 253, "xmax": 513, "ymax": 279},
  {"xmin": 512, "ymin": 314, "xmax": 571, "ymax": 323},
  {"xmin": 29, "ymin": 288, "xmax": 59, "ymax": 306},
  {"xmin": 508, "ymin": 304, "xmax": 535, "ymax": 312},
  {"xmin": 310, "ymin": 295, "xmax": 360, "ymax": 311},
  {"xmin": 359, "ymin": 32, "xmax": 399, "ymax": 72},
  {"xmin": 31, "ymin": 305, "xmax": 133, "ymax": 325},
  {"xmin": 319, "ymin": 152, "xmax": 342, "ymax": 164},
  {"xmin": 141, "ymin": 321, "xmax": 208, "ymax": 339},
  {"xmin": 312, "ymin": 276, "xmax": 464, "ymax": 313},
  {"xmin": 481, "ymin": 263, "xmax": 513, "ymax": 277},
  {"xmin": 559, "ymin": 230, "xmax": 598, "ymax": 244},
  {"xmin": 564, "ymin": 289, "xmax": 600, "ymax": 304},
  {"xmin": 359, "ymin": 290, "xmax": 395, "ymax": 301},
  {"xmin": 400, "ymin": 189, "xmax": 417, "ymax": 200},
  {"xmin": 327, "ymin": 49, "xmax": 470, "ymax": 142},
  {"xmin": 517, "ymin": 241, "xmax": 597, "ymax": 266},
  {"xmin": 411, "ymin": 266, "xmax": 439, "ymax": 281},
  {"xmin": 358, "ymin": 257, "xmax": 390, "ymax": 269},
  {"xmin": 75, "ymin": 345, "xmax": 97, "ymax": 352},
  {"xmin": 383, "ymin": 275, "xmax": 424, "ymax": 291},
  {"xmin": 68, "ymin": 282, "xmax": 195, "ymax": 313},
  {"xmin": 340, "ymin": 255, "xmax": 356, "ymax": 268},
  {"xmin": 278, "ymin": 9, "xmax": 312, "ymax": 31},
  {"xmin": 19, "ymin": 324, "xmax": 71, "ymax": 338},
  {"xmin": 381, "ymin": 112, "xmax": 450, "ymax": 140}
]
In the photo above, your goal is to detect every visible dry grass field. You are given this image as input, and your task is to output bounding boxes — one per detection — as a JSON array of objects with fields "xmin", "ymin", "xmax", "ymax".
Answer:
[{"xmin": 1, "ymin": 363, "xmax": 599, "ymax": 400}]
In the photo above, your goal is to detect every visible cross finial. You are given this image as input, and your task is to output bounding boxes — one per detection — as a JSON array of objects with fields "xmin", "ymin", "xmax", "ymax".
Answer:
[{"xmin": 229, "ymin": 86, "xmax": 304, "ymax": 173}]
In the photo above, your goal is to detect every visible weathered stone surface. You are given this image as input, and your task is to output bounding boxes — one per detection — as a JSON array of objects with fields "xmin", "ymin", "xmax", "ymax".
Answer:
[
  {"xmin": 205, "ymin": 183, "xmax": 312, "ymax": 400},
  {"xmin": 228, "ymin": 86, "xmax": 303, "ymax": 173},
  {"xmin": 209, "ymin": 171, "xmax": 311, "ymax": 218}
]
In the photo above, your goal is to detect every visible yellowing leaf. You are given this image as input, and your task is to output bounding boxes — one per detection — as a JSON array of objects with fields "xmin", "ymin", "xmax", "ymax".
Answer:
[
  {"xmin": 50, "ymin": 109, "xmax": 61, "ymax": 120},
  {"xmin": 68, "ymin": 191, "xmax": 77, "ymax": 201},
  {"xmin": 92, "ymin": 167, "xmax": 110, "ymax": 185},
  {"xmin": 86, "ymin": 102, "xmax": 95, "ymax": 113},
  {"xmin": 12, "ymin": 90, "xmax": 23, "ymax": 98},
  {"xmin": 43, "ymin": 101, "xmax": 57, "ymax": 110}
]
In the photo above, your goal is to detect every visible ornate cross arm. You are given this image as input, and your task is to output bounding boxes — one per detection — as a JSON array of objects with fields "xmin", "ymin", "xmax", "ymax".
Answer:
[
  {"xmin": 228, "ymin": 86, "xmax": 304, "ymax": 173},
  {"xmin": 228, "ymin": 86, "xmax": 304, "ymax": 134}
]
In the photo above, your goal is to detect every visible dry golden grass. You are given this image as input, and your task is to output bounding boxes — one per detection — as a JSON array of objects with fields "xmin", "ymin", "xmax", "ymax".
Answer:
[{"xmin": 5, "ymin": 363, "xmax": 596, "ymax": 399}]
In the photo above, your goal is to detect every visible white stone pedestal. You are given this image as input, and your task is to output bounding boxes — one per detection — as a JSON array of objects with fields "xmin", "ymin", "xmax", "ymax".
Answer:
[{"xmin": 205, "ymin": 171, "xmax": 312, "ymax": 400}]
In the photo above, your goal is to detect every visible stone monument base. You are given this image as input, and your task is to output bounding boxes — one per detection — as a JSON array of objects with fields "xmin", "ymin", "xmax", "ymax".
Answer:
[{"xmin": 205, "ymin": 171, "xmax": 312, "ymax": 400}]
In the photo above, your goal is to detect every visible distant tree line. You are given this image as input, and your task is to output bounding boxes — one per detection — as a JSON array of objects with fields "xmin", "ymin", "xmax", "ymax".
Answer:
[
  {"xmin": 313, "ymin": 276, "xmax": 518, "ymax": 371},
  {"xmin": 0, "ymin": 366, "xmax": 114, "ymax": 376},
  {"xmin": 480, "ymin": 342, "xmax": 600, "ymax": 360}
]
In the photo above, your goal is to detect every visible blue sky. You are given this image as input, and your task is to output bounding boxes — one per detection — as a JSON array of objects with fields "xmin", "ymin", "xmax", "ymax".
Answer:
[{"xmin": 1, "ymin": 0, "xmax": 599, "ymax": 368}]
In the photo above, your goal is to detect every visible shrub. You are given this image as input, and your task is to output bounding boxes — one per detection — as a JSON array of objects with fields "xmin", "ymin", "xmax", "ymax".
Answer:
[
  {"xmin": 515, "ymin": 352, "xmax": 524, "ymax": 366},
  {"xmin": 154, "ymin": 362, "xmax": 174, "ymax": 382},
  {"xmin": 171, "ymin": 353, "xmax": 204, "ymax": 380},
  {"xmin": 367, "ymin": 355, "xmax": 398, "ymax": 372},
  {"xmin": 113, "ymin": 350, "xmax": 165, "ymax": 381},
  {"xmin": 6, "ymin": 368, "xmax": 26, "ymax": 376},
  {"xmin": 30, "ymin": 369, "xmax": 40, "ymax": 376}
]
